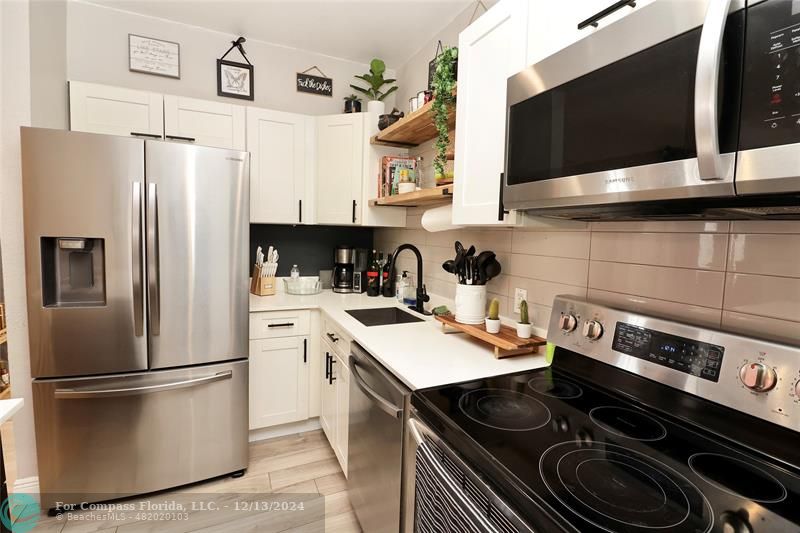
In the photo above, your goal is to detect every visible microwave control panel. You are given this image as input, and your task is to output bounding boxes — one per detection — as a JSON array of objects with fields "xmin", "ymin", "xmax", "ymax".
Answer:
[{"xmin": 739, "ymin": 0, "xmax": 800, "ymax": 150}]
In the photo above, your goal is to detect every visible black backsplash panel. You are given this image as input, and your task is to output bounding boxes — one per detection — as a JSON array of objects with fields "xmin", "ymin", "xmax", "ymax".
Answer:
[{"xmin": 249, "ymin": 224, "xmax": 374, "ymax": 277}]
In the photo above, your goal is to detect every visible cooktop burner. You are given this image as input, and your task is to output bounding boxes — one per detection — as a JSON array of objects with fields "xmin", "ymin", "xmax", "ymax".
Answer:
[
  {"xmin": 540, "ymin": 442, "xmax": 712, "ymax": 532},
  {"xmin": 589, "ymin": 406, "xmax": 668, "ymax": 442},
  {"xmin": 458, "ymin": 388, "xmax": 551, "ymax": 431},
  {"xmin": 688, "ymin": 453, "xmax": 788, "ymax": 503},
  {"xmin": 528, "ymin": 377, "xmax": 583, "ymax": 399}
]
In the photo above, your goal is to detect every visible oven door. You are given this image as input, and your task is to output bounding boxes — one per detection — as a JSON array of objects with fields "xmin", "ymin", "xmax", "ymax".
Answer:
[{"xmin": 503, "ymin": 0, "xmax": 745, "ymax": 212}]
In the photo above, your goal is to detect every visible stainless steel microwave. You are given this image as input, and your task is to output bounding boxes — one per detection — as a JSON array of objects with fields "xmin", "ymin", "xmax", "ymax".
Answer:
[{"xmin": 503, "ymin": 0, "xmax": 800, "ymax": 219}]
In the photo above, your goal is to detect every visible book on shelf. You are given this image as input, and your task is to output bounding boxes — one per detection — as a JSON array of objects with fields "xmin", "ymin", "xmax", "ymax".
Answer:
[{"xmin": 379, "ymin": 156, "xmax": 417, "ymax": 198}]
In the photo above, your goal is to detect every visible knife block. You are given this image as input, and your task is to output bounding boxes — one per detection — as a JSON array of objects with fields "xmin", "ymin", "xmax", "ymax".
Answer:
[{"xmin": 250, "ymin": 265, "xmax": 276, "ymax": 296}]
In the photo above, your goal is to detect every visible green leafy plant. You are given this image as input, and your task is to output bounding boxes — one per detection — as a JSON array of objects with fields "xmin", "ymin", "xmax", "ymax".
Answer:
[
  {"xmin": 488, "ymin": 298, "xmax": 500, "ymax": 321},
  {"xmin": 431, "ymin": 46, "xmax": 458, "ymax": 179},
  {"xmin": 519, "ymin": 300, "xmax": 530, "ymax": 325},
  {"xmin": 350, "ymin": 59, "xmax": 398, "ymax": 101},
  {"xmin": 343, "ymin": 94, "xmax": 362, "ymax": 102}
]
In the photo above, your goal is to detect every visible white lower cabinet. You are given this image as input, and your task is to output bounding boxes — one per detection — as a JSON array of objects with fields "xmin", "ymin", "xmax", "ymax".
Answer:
[
  {"xmin": 320, "ymin": 338, "xmax": 350, "ymax": 476},
  {"xmin": 248, "ymin": 336, "xmax": 310, "ymax": 430}
]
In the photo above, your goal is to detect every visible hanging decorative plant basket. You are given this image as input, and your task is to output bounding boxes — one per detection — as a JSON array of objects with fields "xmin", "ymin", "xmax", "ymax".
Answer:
[{"xmin": 431, "ymin": 46, "xmax": 458, "ymax": 185}]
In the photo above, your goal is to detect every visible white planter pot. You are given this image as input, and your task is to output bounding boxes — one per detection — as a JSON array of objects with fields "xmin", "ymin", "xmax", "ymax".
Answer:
[
  {"xmin": 485, "ymin": 318, "xmax": 501, "ymax": 334},
  {"xmin": 398, "ymin": 182, "xmax": 415, "ymax": 194},
  {"xmin": 455, "ymin": 284, "xmax": 487, "ymax": 325},
  {"xmin": 516, "ymin": 323, "xmax": 532, "ymax": 339},
  {"xmin": 367, "ymin": 100, "xmax": 386, "ymax": 114}
]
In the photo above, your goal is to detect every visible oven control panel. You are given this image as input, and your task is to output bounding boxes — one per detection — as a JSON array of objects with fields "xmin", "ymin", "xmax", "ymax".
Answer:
[
  {"xmin": 548, "ymin": 296, "xmax": 800, "ymax": 432},
  {"xmin": 612, "ymin": 323, "xmax": 724, "ymax": 383}
]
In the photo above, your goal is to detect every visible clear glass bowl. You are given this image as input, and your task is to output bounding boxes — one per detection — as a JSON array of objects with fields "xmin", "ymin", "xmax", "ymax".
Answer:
[{"xmin": 283, "ymin": 277, "xmax": 322, "ymax": 295}]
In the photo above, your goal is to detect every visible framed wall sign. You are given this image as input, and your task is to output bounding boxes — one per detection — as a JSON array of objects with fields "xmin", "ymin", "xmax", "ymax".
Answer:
[
  {"xmin": 129, "ymin": 34, "xmax": 181, "ymax": 78},
  {"xmin": 217, "ymin": 59, "xmax": 254, "ymax": 100},
  {"xmin": 296, "ymin": 67, "xmax": 333, "ymax": 97}
]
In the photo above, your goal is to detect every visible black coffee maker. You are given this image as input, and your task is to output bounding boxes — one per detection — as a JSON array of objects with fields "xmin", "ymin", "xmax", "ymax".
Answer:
[{"xmin": 332, "ymin": 246, "xmax": 354, "ymax": 293}]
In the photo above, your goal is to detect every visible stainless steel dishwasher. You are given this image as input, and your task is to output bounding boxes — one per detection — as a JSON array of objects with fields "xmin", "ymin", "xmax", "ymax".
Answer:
[{"xmin": 348, "ymin": 343, "xmax": 410, "ymax": 533}]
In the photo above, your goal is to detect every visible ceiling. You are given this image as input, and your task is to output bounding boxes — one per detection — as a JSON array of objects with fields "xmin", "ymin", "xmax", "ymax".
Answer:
[{"xmin": 82, "ymin": 0, "xmax": 477, "ymax": 67}]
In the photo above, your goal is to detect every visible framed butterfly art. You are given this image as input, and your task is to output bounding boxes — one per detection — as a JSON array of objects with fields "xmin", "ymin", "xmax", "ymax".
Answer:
[{"xmin": 217, "ymin": 59, "xmax": 254, "ymax": 100}]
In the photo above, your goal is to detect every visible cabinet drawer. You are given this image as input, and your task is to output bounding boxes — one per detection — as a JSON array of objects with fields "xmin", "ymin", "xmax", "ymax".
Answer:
[
  {"xmin": 250, "ymin": 310, "xmax": 310, "ymax": 339},
  {"xmin": 322, "ymin": 315, "xmax": 352, "ymax": 359}
]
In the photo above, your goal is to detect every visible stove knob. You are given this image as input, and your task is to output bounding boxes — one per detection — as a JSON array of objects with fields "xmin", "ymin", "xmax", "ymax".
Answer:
[
  {"xmin": 738, "ymin": 362, "xmax": 777, "ymax": 392},
  {"xmin": 582, "ymin": 320, "xmax": 603, "ymax": 340},
  {"xmin": 558, "ymin": 314, "xmax": 577, "ymax": 332}
]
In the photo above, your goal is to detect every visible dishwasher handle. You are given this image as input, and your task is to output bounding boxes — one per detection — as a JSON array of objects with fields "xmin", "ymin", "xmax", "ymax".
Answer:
[{"xmin": 349, "ymin": 355, "xmax": 403, "ymax": 419}]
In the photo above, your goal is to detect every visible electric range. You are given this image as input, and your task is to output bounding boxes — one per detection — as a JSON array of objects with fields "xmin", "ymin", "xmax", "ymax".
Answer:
[{"xmin": 410, "ymin": 296, "xmax": 800, "ymax": 533}]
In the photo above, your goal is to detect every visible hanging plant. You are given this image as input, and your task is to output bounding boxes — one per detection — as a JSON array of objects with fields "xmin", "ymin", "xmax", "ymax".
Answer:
[{"xmin": 431, "ymin": 46, "xmax": 458, "ymax": 182}]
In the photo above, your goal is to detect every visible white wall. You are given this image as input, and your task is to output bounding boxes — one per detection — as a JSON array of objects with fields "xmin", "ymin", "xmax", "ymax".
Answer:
[
  {"xmin": 1, "ymin": 0, "xmax": 40, "ymax": 495},
  {"xmin": 67, "ymin": 0, "xmax": 397, "ymax": 116}
]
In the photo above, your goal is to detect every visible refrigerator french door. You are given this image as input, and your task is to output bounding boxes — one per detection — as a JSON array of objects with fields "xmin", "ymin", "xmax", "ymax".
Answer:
[{"xmin": 21, "ymin": 128, "xmax": 249, "ymax": 509}]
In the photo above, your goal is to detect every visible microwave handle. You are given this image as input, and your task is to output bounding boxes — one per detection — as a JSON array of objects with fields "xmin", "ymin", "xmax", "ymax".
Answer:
[{"xmin": 694, "ymin": 0, "xmax": 732, "ymax": 180}]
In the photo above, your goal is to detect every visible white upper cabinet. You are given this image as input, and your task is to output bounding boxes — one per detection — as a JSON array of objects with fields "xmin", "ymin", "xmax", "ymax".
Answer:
[
  {"xmin": 248, "ymin": 108, "xmax": 313, "ymax": 224},
  {"xmin": 452, "ymin": 0, "xmax": 529, "ymax": 226},
  {"xmin": 316, "ymin": 114, "xmax": 364, "ymax": 225},
  {"xmin": 163, "ymin": 95, "xmax": 245, "ymax": 150},
  {"xmin": 69, "ymin": 81, "xmax": 163, "ymax": 138},
  {"xmin": 527, "ymin": 0, "xmax": 652, "ymax": 65}
]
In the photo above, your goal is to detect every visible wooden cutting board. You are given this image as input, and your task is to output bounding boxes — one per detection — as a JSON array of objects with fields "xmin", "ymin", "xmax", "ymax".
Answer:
[{"xmin": 435, "ymin": 314, "xmax": 546, "ymax": 359}]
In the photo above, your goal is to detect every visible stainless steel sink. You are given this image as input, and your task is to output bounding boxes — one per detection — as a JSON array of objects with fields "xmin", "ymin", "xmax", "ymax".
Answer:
[{"xmin": 346, "ymin": 307, "xmax": 424, "ymax": 327}]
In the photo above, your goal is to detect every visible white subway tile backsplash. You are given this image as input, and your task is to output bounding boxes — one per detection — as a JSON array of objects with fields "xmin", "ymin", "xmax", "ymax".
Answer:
[
  {"xmin": 728, "ymin": 234, "xmax": 800, "ymax": 278},
  {"xmin": 512, "ymin": 231, "xmax": 591, "ymax": 259},
  {"xmin": 587, "ymin": 289, "xmax": 722, "ymax": 327},
  {"xmin": 590, "ymin": 232, "xmax": 729, "ymax": 271},
  {"xmin": 591, "ymin": 221, "xmax": 730, "ymax": 233},
  {"xmin": 724, "ymin": 273, "xmax": 800, "ymax": 322},
  {"xmin": 721, "ymin": 311, "xmax": 799, "ymax": 346},
  {"xmin": 507, "ymin": 276, "xmax": 587, "ymax": 308},
  {"xmin": 588, "ymin": 262, "xmax": 725, "ymax": 308},
  {"xmin": 508, "ymin": 254, "xmax": 589, "ymax": 286},
  {"xmin": 730, "ymin": 221, "xmax": 800, "ymax": 234}
]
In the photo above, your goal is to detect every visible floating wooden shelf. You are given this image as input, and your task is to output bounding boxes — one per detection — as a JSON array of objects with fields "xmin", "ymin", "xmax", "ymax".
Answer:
[
  {"xmin": 0, "ymin": 329, "xmax": 5, "ymax": 347},
  {"xmin": 435, "ymin": 314, "xmax": 546, "ymax": 359},
  {"xmin": 371, "ymin": 87, "xmax": 457, "ymax": 147},
  {"xmin": 370, "ymin": 185, "xmax": 453, "ymax": 208}
]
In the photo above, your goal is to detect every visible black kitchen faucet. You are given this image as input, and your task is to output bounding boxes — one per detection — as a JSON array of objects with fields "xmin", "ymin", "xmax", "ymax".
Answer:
[{"xmin": 387, "ymin": 243, "xmax": 431, "ymax": 315}]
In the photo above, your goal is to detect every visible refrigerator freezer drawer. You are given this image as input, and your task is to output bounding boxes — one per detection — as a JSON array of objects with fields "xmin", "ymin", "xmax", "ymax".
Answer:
[{"xmin": 33, "ymin": 360, "xmax": 248, "ymax": 509}]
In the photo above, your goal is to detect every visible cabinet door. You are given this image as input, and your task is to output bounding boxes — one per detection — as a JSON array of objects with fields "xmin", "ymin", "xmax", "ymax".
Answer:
[
  {"xmin": 316, "ymin": 114, "xmax": 363, "ymax": 225},
  {"xmin": 319, "ymin": 345, "xmax": 337, "ymax": 445},
  {"xmin": 69, "ymin": 81, "xmax": 163, "ymax": 138},
  {"xmin": 334, "ymin": 353, "xmax": 350, "ymax": 476},
  {"xmin": 248, "ymin": 108, "xmax": 310, "ymax": 224},
  {"xmin": 452, "ymin": 0, "xmax": 528, "ymax": 225},
  {"xmin": 249, "ymin": 336, "xmax": 309, "ymax": 430},
  {"xmin": 163, "ymin": 95, "xmax": 245, "ymax": 150}
]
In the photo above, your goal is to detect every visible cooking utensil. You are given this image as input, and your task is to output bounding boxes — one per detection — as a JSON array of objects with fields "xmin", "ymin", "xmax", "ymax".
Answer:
[
  {"xmin": 484, "ymin": 258, "xmax": 502, "ymax": 281},
  {"xmin": 442, "ymin": 260, "xmax": 456, "ymax": 274},
  {"xmin": 475, "ymin": 251, "xmax": 495, "ymax": 285},
  {"xmin": 466, "ymin": 245, "xmax": 476, "ymax": 257}
]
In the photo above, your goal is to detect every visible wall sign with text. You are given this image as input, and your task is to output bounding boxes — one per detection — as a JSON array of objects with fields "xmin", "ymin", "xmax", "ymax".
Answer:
[
  {"xmin": 296, "ymin": 72, "xmax": 333, "ymax": 97},
  {"xmin": 129, "ymin": 34, "xmax": 180, "ymax": 78}
]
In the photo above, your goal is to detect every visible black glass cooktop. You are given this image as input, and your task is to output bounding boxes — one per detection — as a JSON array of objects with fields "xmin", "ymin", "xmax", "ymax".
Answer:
[{"xmin": 412, "ymin": 360, "xmax": 800, "ymax": 533}]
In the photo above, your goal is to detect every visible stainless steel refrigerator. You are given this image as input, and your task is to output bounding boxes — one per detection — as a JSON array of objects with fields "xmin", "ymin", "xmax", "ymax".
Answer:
[{"xmin": 21, "ymin": 128, "xmax": 250, "ymax": 509}]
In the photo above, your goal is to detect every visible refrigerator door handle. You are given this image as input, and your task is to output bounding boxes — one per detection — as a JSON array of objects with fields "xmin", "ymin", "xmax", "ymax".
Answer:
[
  {"xmin": 53, "ymin": 370, "xmax": 233, "ymax": 399},
  {"xmin": 147, "ymin": 182, "xmax": 161, "ymax": 336},
  {"xmin": 131, "ymin": 182, "xmax": 144, "ymax": 337}
]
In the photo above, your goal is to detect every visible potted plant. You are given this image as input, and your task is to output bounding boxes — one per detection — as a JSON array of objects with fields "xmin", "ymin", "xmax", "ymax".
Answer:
[
  {"xmin": 343, "ymin": 94, "xmax": 362, "ymax": 113},
  {"xmin": 431, "ymin": 46, "xmax": 458, "ymax": 185},
  {"xmin": 516, "ymin": 300, "xmax": 532, "ymax": 339},
  {"xmin": 485, "ymin": 298, "xmax": 501, "ymax": 334},
  {"xmin": 350, "ymin": 58, "xmax": 398, "ymax": 115}
]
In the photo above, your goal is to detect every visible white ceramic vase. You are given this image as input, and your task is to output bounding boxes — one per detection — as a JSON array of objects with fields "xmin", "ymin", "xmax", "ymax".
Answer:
[
  {"xmin": 516, "ymin": 323, "xmax": 532, "ymax": 339},
  {"xmin": 367, "ymin": 100, "xmax": 386, "ymax": 115},
  {"xmin": 455, "ymin": 284, "xmax": 487, "ymax": 325},
  {"xmin": 485, "ymin": 318, "xmax": 501, "ymax": 334}
]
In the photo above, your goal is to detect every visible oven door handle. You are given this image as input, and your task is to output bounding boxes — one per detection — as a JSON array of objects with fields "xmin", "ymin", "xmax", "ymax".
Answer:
[
  {"xmin": 694, "ymin": 0, "xmax": 733, "ymax": 181},
  {"xmin": 408, "ymin": 417, "xmax": 439, "ymax": 446}
]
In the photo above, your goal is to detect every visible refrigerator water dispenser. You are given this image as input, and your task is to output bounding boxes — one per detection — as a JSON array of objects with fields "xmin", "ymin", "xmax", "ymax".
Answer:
[{"xmin": 41, "ymin": 237, "xmax": 106, "ymax": 307}]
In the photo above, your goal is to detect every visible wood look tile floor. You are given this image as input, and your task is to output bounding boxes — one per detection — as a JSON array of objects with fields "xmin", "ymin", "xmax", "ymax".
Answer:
[{"xmin": 15, "ymin": 430, "xmax": 361, "ymax": 533}]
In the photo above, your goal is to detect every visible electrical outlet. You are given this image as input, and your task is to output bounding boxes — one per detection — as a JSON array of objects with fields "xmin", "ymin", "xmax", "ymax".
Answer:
[{"xmin": 514, "ymin": 288, "xmax": 527, "ymax": 314}]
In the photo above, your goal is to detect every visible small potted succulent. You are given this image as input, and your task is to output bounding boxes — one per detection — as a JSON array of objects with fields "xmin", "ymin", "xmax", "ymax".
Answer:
[
  {"xmin": 350, "ymin": 58, "xmax": 398, "ymax": 115},
  {"xmin": 485, "ymin": 298, "xmax": 501, "ymax": 334},
  {"xmin": 516, "ymin": 299, "xmax": 532, "ymax": 339},
  {"xmin": 343, "ymin": 94, "xmax": 362, "ymax": 113}
]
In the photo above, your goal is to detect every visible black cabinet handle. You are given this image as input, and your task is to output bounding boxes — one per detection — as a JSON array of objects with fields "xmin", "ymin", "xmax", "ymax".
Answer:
[
  {"xmin": 165, "ymin": 134, "xmax": 196, "ymax": 142},
  {"xmin": 268, "ymin": 322, "xmax": 295, "ymax": 328},
  {"xmin": 303, "ymin": 338, "xmax": 307, "ymax": 363},
  {"xmin": 130, "ymin": 132, "xmax": 161, "ymax": 139},
  {"xmin": 299, "ymin": 200, "xmax": 303, "ymax": 223},
  {"xmin": 326, "ymin": 332, "xmax": 339, "ymax": 343},
  {"xmin": 578, "ymin": 0, "xmax": 636, "ymax": 30},
  {"xmin": 325, "ymin": 352, "xmax": 331, "ymax": 379},
  {"xmin": 329, "ymin": 357, "xmax": 337, "ymax": 384},
  {"xmin": 352, "ymin": 200, "xmax": 357, "ymax": 224}
]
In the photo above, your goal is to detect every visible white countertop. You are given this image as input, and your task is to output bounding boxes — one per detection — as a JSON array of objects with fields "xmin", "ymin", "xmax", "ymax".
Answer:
[
  {"xmin": 250, "ymin": 291, "xmax": 549, "ymax": 390},
  {"xmin": 0, "ymin": 398, "xmax": 23, "ymax": 425}
]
